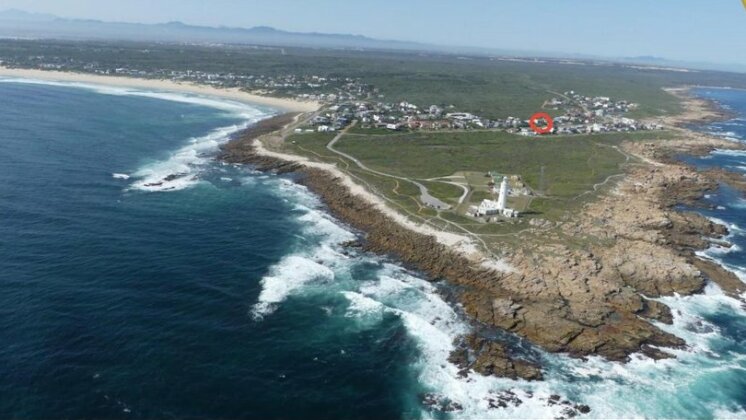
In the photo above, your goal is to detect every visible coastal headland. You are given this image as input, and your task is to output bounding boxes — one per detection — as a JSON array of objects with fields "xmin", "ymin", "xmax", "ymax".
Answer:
[
  {"xmin": 5, "ymin": 66, "xmax": 744, "ymax": 383},
  {"xmin": 221, "ymin": 90, "xmax": 746, "ymax": 381}
]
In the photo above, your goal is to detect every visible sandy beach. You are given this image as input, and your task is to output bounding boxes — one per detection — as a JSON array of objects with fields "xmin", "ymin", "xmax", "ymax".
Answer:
[{"xmin": 0, "ymin": 66, "xmax": 321, "ymax": 113}]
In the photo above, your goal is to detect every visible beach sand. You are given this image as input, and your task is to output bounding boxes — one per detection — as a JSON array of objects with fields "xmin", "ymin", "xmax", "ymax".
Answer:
[{"xmin": 0, "ymin": 66, "xmax": 321, "ymax": 113}]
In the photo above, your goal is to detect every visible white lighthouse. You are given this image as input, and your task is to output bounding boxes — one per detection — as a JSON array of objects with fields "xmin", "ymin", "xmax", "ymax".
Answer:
[
  {"xmin": 496, "ymin": 177, "xmax": 508, "ymax": 211},
  {"xmin": 470, "ymin": 174, "xmax": 519, "ymax": 219}
]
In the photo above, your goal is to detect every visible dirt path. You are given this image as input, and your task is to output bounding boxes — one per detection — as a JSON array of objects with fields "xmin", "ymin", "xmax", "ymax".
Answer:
[{"xmin": 327, "ymin": 124, "xmax": 452, "ymax": 210}]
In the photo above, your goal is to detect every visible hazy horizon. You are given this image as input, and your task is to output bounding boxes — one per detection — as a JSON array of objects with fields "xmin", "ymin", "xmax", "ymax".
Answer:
[{"xmin": 2, "ymin": 0, "xmax": 745, "ymax": 69}]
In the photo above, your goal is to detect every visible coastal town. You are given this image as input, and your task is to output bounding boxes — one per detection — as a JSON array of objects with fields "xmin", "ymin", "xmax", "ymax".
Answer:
[
  {"xmin": 2, "ymin": 7, "xmax": 746, "ymax": 418},
  {"xmin": 0, "ymin": 55, "xmax": 663, "ymax": 136},
  {"xmin": 302, "ymin": 92, "xmax": 664, "ymax": 135},
  {"xmin": 0, "ymin": 51, "xmax": 669, "ymax": 229}
]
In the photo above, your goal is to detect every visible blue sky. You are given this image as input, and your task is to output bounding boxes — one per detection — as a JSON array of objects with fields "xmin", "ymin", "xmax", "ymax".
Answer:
[{"xmin": 3, "ymin": 0, "xmax": 746, "ymax": 66}]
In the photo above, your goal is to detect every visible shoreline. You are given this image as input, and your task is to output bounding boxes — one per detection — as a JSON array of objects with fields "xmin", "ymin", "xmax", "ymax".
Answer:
[
  {"xmin": 220, "ymin": 85, "xmax": 746, "ymax": 383},
  {"xmin": 660, "ymin": 86, "xmax": 736, "ymax": 126},
  {"xmin": 220, "ymin": 126, "xmax": 543, "ymax": 381},
  {"xmin": 0, "ymin": 66, "xmax": 321, "ymax": 113},
  {"xmin": 10, "ymin": 66, "xmax": 741, "ymax": 383}
]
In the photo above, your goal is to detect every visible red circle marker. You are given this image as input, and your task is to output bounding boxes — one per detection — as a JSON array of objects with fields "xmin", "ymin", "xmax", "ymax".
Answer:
[{"xmin": 529, "ymin": 112, "xmax": 554, "ymax": 135}]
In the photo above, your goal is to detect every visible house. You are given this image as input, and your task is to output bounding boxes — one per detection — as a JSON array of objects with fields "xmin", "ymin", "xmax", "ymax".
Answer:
[{"xmin": 311, "ymin": 116, "xmax": 331, "ymax": 125}]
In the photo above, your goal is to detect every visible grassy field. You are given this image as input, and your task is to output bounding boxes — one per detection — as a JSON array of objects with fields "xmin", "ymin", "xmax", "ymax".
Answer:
[
  {"xmin": 333, "ymin": 130, "xmax": 668, "ymax": 198},
  {"xmin": 1, "ymin": 39, "xmax": 735, "ymax": 250},
  {"xmin": 5, "ymin": 39, "xmax": 746, "ymax": 121},
  {"xmin": 283, "ymin": 129, "xmax": 674, "ymax": 234}
]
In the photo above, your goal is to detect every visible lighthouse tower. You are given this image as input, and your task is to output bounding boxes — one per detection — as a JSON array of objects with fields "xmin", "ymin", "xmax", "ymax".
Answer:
[{"xmin": 497, "ymin": 177, "xmax": 508, "ymax": 211}]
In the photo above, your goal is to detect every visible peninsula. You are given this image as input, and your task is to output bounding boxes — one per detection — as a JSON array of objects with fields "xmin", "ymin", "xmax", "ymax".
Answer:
[
  {"xmin": 221, "ymin": 89, "xmax": 746, "ymax": 381},
  {"xmin": 5, "ymin": 38, "xmax": 746, "ymax": 383}
]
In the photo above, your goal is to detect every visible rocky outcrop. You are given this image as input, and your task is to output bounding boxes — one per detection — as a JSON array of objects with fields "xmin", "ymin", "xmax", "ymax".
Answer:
[
  {"xmin": 448, "ymin": 333, "xmax": 543, "ymax": 381},
  {"xmin": 220, "ymin": 113, "xmax": 299, "ymax": 172},
  {"xmin": 221, "ymin": 119, "xmax": 746, "ymax": 380}
]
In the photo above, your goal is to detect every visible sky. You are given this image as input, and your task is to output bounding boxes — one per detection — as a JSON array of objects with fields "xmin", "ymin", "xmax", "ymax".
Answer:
[{"xmin": 2, "ymin": 0, "xmax": 746, "ymax": 66}]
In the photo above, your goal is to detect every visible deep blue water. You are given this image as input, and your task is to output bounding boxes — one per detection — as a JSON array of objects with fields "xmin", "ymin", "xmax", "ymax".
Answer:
[
  {"xmin": 682, "ymin": 88, "xmax": 746, "ymax": 276},
  {"xmin": 2, "ymin": 80, "xmax": 746, "ymax": 419},
  {"xmin": 0, "ymin": 81, "xmax": 420, "ymax": 419}
]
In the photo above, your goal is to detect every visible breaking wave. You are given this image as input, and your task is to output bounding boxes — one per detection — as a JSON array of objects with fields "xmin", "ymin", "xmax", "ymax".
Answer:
[
  {"xmin": 0, "ymin": 76, "xmax": 273, "ymax": 192},
  {"xmin": 129, "ymin": 122, "xmax": 258, "ymax": 192},
  {"xmin": 249, "ymin": 175, "xmax": 746, "ymax": 418}
]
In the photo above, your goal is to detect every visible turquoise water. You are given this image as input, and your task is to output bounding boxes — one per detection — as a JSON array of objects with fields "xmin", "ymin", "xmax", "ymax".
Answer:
[{"xmin": 1, "ymin": 80, "xmax": 745, "ymax": 419}]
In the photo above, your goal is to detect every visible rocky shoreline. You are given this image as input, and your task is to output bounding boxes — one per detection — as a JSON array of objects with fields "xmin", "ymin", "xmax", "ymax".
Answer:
[{"xmin": 220, "ymin": 91, "xmax": 746, "ymax": 384}]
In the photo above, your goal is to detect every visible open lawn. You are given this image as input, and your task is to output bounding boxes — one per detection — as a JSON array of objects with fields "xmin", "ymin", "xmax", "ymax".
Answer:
[
  {"xmin": 333, "ymin": 130, "xmax": 671, "ymax": 200},
  {"xmin": 283, "ymin": 129, "xmax": 675, "ymax": 239}
]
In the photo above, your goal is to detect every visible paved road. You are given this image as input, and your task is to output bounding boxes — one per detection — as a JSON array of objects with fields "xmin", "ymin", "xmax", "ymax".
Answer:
[{"xmin": 326, "ymin": 124, "xmax": 451, "ymax": 210}]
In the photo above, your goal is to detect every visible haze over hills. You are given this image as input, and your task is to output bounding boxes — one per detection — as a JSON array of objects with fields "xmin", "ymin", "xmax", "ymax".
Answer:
[
  {"xmin": 0, "ymin": 8, "xmax": 743, "ymax": 74},
  {"xmin": 0, "ymin": 9, "xmax": 445, "ymax": 51}
]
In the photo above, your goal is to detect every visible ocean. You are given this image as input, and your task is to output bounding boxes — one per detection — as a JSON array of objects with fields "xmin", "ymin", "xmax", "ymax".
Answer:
[{"xmin": 0, "ymin": 79, "xmax": 745, "ymax": 419}]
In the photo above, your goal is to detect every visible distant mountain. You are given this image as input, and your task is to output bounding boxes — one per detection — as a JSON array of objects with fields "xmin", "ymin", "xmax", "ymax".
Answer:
[
  {"xmin": 625, "ymin": 56, "xmax": 667, "ymax": 63},
  {"xmin": 616, "ymin": 55, "xmax": 746, "ymax": 74},
  {"xmin": 0, "ymin": 8, "xmax": 57, "ymax": 22},
  {"xmin": 0, "ymin": 9, "xmax": 743, "ymax": 74},
  {"xmin": 0, "ymin": 9, "xmax": 432, "ymax": 51}
]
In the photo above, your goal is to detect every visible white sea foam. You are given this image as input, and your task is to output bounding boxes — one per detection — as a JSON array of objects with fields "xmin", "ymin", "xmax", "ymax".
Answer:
[
  {"xmin": 713, "ymin": 148, "xmax": 746, "ymax": 158},
  {"xmin": 706, "ymin": 216, "xmax": 745, "ymax": 238},
  {"xmin": 521, "ymin": 283, "xmax": 746, "ymax": 419},
  {"xmin": 263, "ymin": 244, "xmax": 746, "ymax": 418},
  {"xmin": 251, "ymin": 255, "xmax": 335, "ymax": 319},
  {"xmin": 250, "ymin": 180, "xmax": 746, "ymax": 417},
  {"xmin": 11, "ymin": 74, "xmax": 746, "ymax": 418},
  {"xmin": 238, "ymin": 129, "xmax": 746, "ymax": 417},
  {"xmin": 111, "ymin": 173, "xmax": 130, "ymax": 180},
  {"xmin": 732, "ymin": 198, "xmax": 746, "ymax": 209},
  {"xmin": 1, "ymin": 77, "xmax": 274, "ymax": 192},
  {"xmin": 250, "ymin": 185, "xmax": 355, "ymax": 319},
  {"xmin": 128, "ymin": 122, "xmax": 258, "ymax": 192}
]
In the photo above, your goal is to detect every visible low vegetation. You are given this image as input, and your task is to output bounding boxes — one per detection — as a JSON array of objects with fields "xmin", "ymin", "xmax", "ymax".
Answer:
[{"xmin": 285, "ymin": 129, "xmax": 675, "ymax": 238}]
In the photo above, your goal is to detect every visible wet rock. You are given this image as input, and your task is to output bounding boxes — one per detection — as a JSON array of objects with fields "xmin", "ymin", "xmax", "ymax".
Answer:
[
  {"xmin": 546, "ymin": 396, "xmax": 592, "ymax": 419},
  {"xmin": 449, "ymin": 333, "xmax": 543, "ymax": 381},
  {"xmin": 340, "ymin": 240, "xmax": 362, "ymax": 248},
  {"xmin": 220, "ymin": 122, "xmax": 744, "ymax": 384},
  {"xmin": 640, "ymin": 344, "xmax": 675, "ymax": 360},
  {"xmin": 163, "ymin": 173, "xmax": 187, "ymax": 182},
  {"xmin": 684, "ymin": 319, "xmax": 715, "ymax": 334},
  {"xmin": 486, "ymin": 390, "xmax": 523, "ymax": 409},
  {"xmin": 576, "ymin": 404, "xmax": 591, "ymax": 414},
  {"xmin": 638, "ymin": 300, "xmax": 674, "ymax": 324},
  {"xmin": 420, "ymin": 393, "xmax": 463, "ymax": 413}
]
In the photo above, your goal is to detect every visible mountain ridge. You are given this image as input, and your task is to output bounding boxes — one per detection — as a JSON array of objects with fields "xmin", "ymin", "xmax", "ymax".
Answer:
[{"xmin": 1, "ymin": 8, "xmax": 744, "ymax": 74}]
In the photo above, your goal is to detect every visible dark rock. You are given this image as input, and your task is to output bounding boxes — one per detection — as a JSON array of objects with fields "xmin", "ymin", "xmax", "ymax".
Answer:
[
  {"xmin": 449, "ymin": 333, "xmax": 543, "ymax": 381},
  {"xmin": 640, "ymin": 344, "xmax": 675, "ymax": 360},
  {"xmin": 576, "ymin": 404, "xmax": 591, "ymax": 414},
  {"xmin": 486, "ymin": 390, "xmax": 523, "ymax": 410},
  {"xmin": 163, "ymin": 173, "xmax": 187, "ymax": 182},
  {"xmin": 420, "ymin": 393, "xmax": 463, "ymax": 413}
]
